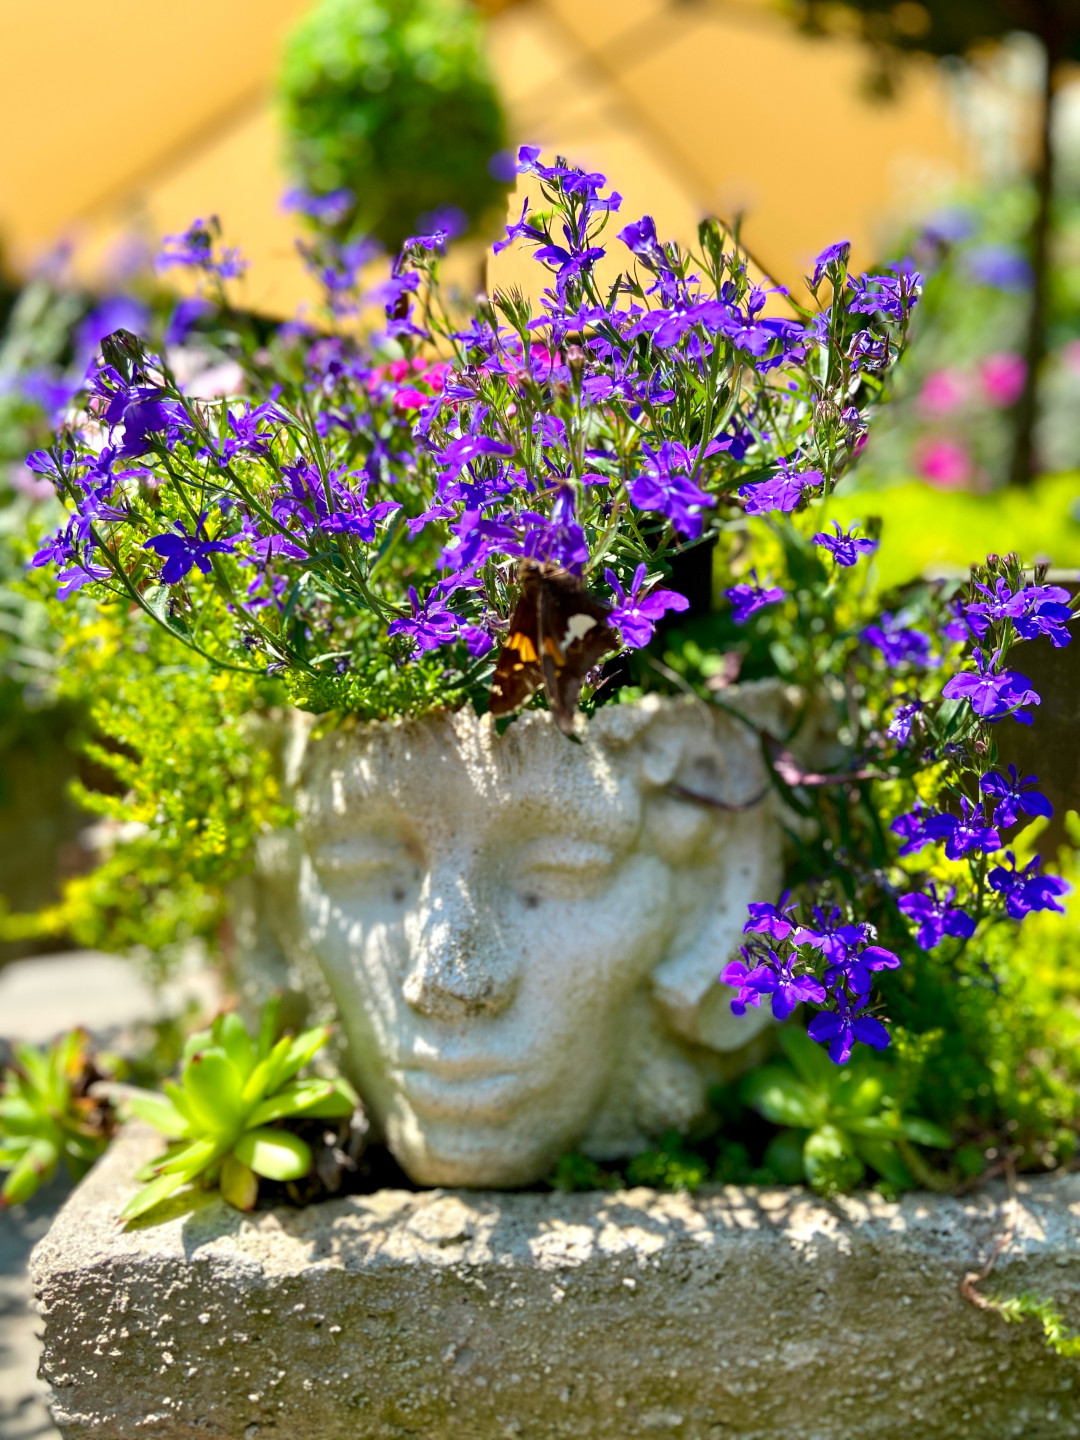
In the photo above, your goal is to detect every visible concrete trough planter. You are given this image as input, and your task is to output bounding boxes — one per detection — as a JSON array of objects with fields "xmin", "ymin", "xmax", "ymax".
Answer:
[{"xmin": 30, "ymin": 1123, "xmax": 1080, "ymax": 1439}]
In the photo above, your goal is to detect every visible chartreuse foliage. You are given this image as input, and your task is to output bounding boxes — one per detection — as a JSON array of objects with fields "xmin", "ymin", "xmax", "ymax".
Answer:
[
  {"xmin": 123, "ymin": 1000, "xmax": 357, "ymax": 1222},
  {"xmin": 985, "ymin": 1292, "xmax": 1080, "ymax": 1359},
  {"xmin": 0, "ymin": 583, "xmax": 291, "ymax": 971},
  {"xmin": 739, "ymin": 1027, "xmax": 950, "ymax": 1197},
  {"xmin": 0, "ymin": 1030, "xmax": 115, "ymax": 1206}
]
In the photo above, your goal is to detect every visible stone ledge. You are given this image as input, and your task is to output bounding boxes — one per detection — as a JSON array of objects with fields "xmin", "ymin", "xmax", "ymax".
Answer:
[{"xmin": 30, "ymin": 1124, "xmax": 1080, "ymax": 1440}]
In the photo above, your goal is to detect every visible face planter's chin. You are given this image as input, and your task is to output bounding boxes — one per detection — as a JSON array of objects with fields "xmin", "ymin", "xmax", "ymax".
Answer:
[{"xmin": 292, "ymin": 701, "xmax": 783, "ymax": 1188}]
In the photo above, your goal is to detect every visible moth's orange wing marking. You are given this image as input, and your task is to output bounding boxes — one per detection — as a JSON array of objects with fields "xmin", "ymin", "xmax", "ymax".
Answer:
[{"xmin": 508, "ymin": 631, "xmax": 540, "ymax": 664}]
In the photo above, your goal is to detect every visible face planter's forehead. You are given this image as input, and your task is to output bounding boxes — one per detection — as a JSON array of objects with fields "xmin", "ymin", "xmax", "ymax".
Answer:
[{"xmin": 298, "ymin": 709, "xmax": 644, "ymax": 852}]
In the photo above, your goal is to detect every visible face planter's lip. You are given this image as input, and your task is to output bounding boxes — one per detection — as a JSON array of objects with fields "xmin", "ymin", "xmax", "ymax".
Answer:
[{"xmin": 393, "ymin": 1064, "xmax": 528, "ymax": 1121}]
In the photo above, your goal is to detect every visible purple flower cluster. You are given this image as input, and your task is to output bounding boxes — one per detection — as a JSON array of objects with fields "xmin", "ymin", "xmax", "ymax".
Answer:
[
  {"xmin": 942, "ymin": 647, "xmax": 1040, "ymax": 724},
  {"xmin": 813, "ymin": 520, "xmax": 878, "ymax": 567},
  {"xmin": 721, "ymin": 899, "xmax": 897, "ymax": 1063},
  {"xmin": 157, "ymin": 218, "xmax": 247, "ymax": 280},
  {"xmin": 725, "ymin": 571, "xmax": 784, "ymax": 624}
]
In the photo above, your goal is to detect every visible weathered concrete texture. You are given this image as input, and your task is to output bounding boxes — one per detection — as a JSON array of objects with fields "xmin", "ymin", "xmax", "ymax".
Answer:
[{"xmin": 31, "ymin": 1125, "xmax": 1080, "ymax": 1440}]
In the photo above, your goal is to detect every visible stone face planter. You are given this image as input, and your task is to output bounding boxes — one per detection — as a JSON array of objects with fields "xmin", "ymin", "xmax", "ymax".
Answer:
[
  {"xmin": 32, "ymin": 1124, "xmax": 1080, "ymax": 1440},
  {"xmin": 235, "ymin": 692, "xmax": 790, "ymax": 1188}
]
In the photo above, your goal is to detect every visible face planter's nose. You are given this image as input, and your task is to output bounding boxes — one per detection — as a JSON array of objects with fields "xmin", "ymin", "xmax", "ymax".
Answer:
[{"xmin": 401, "ymin": 871, "xmax": 517, "ymax": 1021}]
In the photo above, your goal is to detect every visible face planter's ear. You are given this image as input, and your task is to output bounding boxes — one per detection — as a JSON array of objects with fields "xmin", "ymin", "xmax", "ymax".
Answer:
[{"xmin": 623, "ymin": 691, "xmax": 788, "ymax": 1054}]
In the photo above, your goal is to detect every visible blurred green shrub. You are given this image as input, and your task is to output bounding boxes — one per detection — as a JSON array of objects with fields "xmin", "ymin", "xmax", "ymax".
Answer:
[{"xmin": 279, "ymin": 0, "xmax": 510, "ymax": 249}]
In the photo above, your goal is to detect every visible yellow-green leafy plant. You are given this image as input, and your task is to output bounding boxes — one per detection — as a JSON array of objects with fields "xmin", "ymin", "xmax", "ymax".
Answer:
[
  {"xmin": 122, "ymin": 1000, "xmax": 357, "ymax": 1221},
  {"xmin": 0, "ymin": 1029, "xmax": 116, "ymax": 1206},
  {"xmin": 740, "ymin": 1027, "xmax": 951, "ymax": 1197}
]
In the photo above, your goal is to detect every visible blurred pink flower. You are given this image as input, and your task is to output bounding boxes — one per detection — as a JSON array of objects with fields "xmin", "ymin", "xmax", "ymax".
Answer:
[
  {"xmin": 916, "ymin": 437, "xmax": 972, "ymax": 490},
  {"xmin": 918, "ymin": 368, "xmax": 967, "ymax": 418},
  {"xmin": 8, "ymin": 462, "xmax": 54, "ymax": 500},
  {"xmin": 1062, "ymin": 340, "xmax": 1080, "ymax": 376},
  {"xmin": 978, "ymin": 352, "xmax": 1026, "ymax": 407}
]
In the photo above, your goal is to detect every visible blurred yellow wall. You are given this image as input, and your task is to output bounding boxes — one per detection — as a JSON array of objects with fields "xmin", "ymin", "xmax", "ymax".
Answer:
[{"xmin": 0, "ymin": 0, "xmax": 968, "ymax": 312}]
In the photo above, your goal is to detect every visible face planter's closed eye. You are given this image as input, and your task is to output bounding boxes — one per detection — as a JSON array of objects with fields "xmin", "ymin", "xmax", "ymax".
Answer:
[
  {"xmin": 511, "ymin": 837, "xmax": 618, "ymax": 907},
  {"xmin": 310, "ymin": 832, "xmax": 422, "ymax": 905}
]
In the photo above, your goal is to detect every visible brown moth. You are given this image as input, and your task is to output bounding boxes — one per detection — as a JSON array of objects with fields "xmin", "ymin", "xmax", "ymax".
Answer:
[{"xmin": 489, "ymin": 559, "xmax": 619, "ymax": 733}]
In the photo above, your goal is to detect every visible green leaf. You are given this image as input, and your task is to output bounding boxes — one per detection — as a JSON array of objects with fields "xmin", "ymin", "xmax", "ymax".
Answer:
[
  {"xmin": 13, "ymin": 1043, "xmax": 50, "ymax": 1093},
  {"xmin": 1, "ymin": 1138, "xmax": 58, "ymax": 1206},
  {"xmin": 740, "ymin": 1066, "xmax": 825, "ymax": 1130},
  {"xmin": 256, "ymin": 997, "xmax": 282, "ymax": 1062},
  {"xmin": 220, "ymin": 1154, "xmax": 259, "ymax": 1211},
  {"xmin": 181, "ymin": 1050, "xmax": 245, "ymax": 1133},
  {"xmin": 843, "ymin": 1114, "xmax": 902, "ymax": 1140},
  {"xmin": 778, "ymin": 1028, "xmax": 836, "ymax": 1093},
  {"xmin": 803, "ymin": 1125, "xmax": 864, "ymax": 1196},
  {"xmin": 120, "ymin": 1169, "xmax": 191, "ymax": 1223},
  {"xmin": 152, "ymin": 1136, "xmax": 227, "ymax": 1179},
  {"xmin": 900, "ymin": 1116, "xmax": 952, "ymax": 1148},
  {"xmin": 125, "ymin": 1090, "xmax": 190, "ymax": 1139},
  {"xmin": 763, "ymin": 1128, "xmax": 808, "ymax": 1185},
  {"xmin": 162, "ymin": 1080, "xmax": 196, "ymax": 1126},
  {"xmin": 833, "ymin": 1069, "xmax": 886, "ymax": 1119},
  {"xmin": 233, "ymin": 1127, "xmax": 312, "ymax": 1181},
  {"xmin": 246, "ymin": 1079, "xmax": 334, "ymax": 1128},
  {"xmin": 258, "ymin": 1036, "xmax": 296, "ymax": 1099},
  {"xmin": 853, "ymin": 1137, "xmax": 911, "ymax": 1189},
  {"xmin": 215, "ymin": 1013, "xmax": 255, "ymax": 1081},
  {"xmin": 276, "ymin": 1026, "xmax": 332, "ymax": 1085}
]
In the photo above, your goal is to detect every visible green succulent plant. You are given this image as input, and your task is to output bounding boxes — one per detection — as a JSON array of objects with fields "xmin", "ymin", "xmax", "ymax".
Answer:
[
  {"xmin": 0, "ymin": 1029, "xmax": 116, "ymax": 1206},
  {"xmin": 740, "ymin": 1027, "xmax": 951, "ymax": 1197},
  {"xmin": 122, "ymin": 1000, "xmax": 358, "ymax": 1222}
]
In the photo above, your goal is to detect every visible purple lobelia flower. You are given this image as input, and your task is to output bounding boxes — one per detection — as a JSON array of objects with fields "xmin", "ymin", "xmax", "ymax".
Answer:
[
  {"xmin": 823, "ymin": 940, "xmax": 901, "ymax": 999},
  {"xmin": 967, "ymin": 244, "xmax": 1032, "ymax": 292},
  {"xmin": 890, "ymin": 802, "xmax": 930, "ymax": 856},
  {"xmin": 618, "ymin": 215, "xmax": 667, "ymax": 269},
  {"xmin": 725, "ymin": 571, "xmax": 784, "ymax": 624},
  {"xmin": 604, "ymin": 563, "xmax": 689, "ymax": 648},
  {"xmin": 628, "ymin": 442, "xmax": 715, "ymax": 540},
  {"xmin": 493, "ymin": 198, "xmax": 547, "ymax": 255},
  {"xmin": 964, "ymin": 578, "xmax": 1073, "ymax": 649},
  {"xmin": 163, "ymin": 296, "xmax": 213, "ymax": 346},
  {"xmin": 979, "ymin": 766, "xmax": 1053, "ymax": 829},
  {"xmin": 898, "ymin": 884, "xmax": 976, "ymax": 951},
  {"xmin": 143, "ymin": 515, "xmax": 235, "ymax": 583},
  {"xmin": 942, "ymin": 648, "xmax": 1040, "ymax": 724},
  {"xmin": 739, "ymin": 467, "xmax": 806, "ymax": 516},
  {"xmin": 793, "ymin": 906, "xmax": 864, "ymax": 965},
  {"xmin": 813, "ymin": 521, "xmax": 879, "ymax": 567},
  {"xmin": 721, "ymin": 950, "xmax": 826, "ymax": 1021},
  {"xmin": 387, "ymin": 586, "xmax": 461, "ymax": 655},
  {"xmin": 434, "ymin": 433, "xmax": 515, "ymax": 482},
  {"xmin": 923, "ymin": 796, "xmax": 1000, "ymax": 861},
  {"xmin": 860, "ymin": 612, "xmax": 934, "ymax": 668},
  {"xmin": 743, "ymin": 895, "xmax": 799, "ymax": 943},
  {"xmin": 886, "ymin": 699, "xmax": 922, "ymax": 746},
  {"xmin": 519, "ymin": 488, "xmax": 589, "ymax": 573},
  {"xmin": 282, "ymin": 187, "xmax": 354, "ymax": 226},
  {"xmin": 807, "ymin": 993, "xmax": 890, "ymax": 1065},
  {"xmin": 987, "ymin": 853, "xmax": 1070, "ymax": 920},
  {"xmin": 157, "ymin": 218, "xmax": 246, "ymax": 279},
  {"xmin": 811, "ymin": 240, "xmax": 851, "ymax": 288},
  {"xmin": 56, "ymin": 556, "xmax": 113, "ymax": 600}
]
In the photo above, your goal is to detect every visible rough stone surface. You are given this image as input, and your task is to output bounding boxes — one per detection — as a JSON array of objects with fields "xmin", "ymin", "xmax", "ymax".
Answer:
[
  {"xmin": 31, "ymin": 1124, "xmax": 1080, "ymax": 1439},
  {"xmin": 238, "ymin": 692, "xmax": 790, "ymax": 1188}
]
